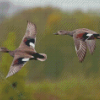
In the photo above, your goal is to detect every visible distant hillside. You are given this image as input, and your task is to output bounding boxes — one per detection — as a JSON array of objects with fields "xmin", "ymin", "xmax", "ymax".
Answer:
[
  {"xmin": 0, "ymin": 1, "xmax": 25, "ymax": 16},
  {"xmin": 0, "ymin": 7, "xmax": 59, "ymax": 46},
  {"xmin": 0, "ymin": 1, "xmax": 25, "ymax": 24}
]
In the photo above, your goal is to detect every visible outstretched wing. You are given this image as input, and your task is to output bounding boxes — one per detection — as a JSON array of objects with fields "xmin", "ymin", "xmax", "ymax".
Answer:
[
  {"xmin": 86, "ymin": 40, "xmax": 96, "ymax": 54},
  {"xmin": 73, "ymin": 37, "xmax": 87, "ymax": 62},
  {"xmin": 84, "ymin": 30, "xmax": 97, "ymax": 55},
  {"xmin": 6, "ymin": 55, "xmax": 30, "ymax": 78},
  {"xmin": 18, "ymin": 21, "xmax": 37, "ymax": 50}
]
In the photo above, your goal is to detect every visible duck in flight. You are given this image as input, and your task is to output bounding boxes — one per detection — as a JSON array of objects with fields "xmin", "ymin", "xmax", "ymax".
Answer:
[
  {"xmin": 0, "ymin": 21, "xmax": 47, "ymax": 78},
  {"xmin": 54, "ymin": 28, "xmax": 100, "ymax": 62}
]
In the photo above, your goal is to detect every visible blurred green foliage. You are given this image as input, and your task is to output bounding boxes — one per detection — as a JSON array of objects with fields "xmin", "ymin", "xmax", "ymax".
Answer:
[
  {"xmin": 0, "ymin": 32, "xmax": 30, "ymax": 100},
  {"xmin": 0, "ymin": 7, "xmax": 100, "ymax": 99}
]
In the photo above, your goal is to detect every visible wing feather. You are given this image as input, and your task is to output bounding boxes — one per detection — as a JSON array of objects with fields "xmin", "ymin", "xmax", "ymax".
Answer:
[
  {"xmin": 73, "ymin": 37, "xmax": 87, "ymax": 62},
  {"xmin": 6, "ymin": 55, "xmax": 29, "ymax": 78},
  {"xmin": 18, "ymin": 21, "xmax": 37, "ymax": 50},
  {"xmin": 85, "ymin": 40, "xmax": 96, "ymax": 54}
]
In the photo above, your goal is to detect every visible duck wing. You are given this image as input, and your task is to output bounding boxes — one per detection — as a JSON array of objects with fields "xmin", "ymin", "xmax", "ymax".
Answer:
[
  {"xmin": 6, "ymin": 55, "xmax": 32, "ymax": 78},
  {"xmin": 18, "ymin": 21, "xmax": 37, "ymax": 51},
  {"xmin": 74, "ymin": 29, "xmax": 97, "ymax": 55},
  {"xmin": 86, "ymin": 40, "xmax": 96, "ymax": 54},
  {"xmin": 73, "ymin": 37, "xmax": 87, "ymax": 62},
  {"xmin": 84, "ymin": 29, "xmax": 97, "ymax": 54}
]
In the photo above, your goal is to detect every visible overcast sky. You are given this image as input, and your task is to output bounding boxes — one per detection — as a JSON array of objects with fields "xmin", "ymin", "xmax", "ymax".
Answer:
[{"xmin": 2, "ymin": 0, "xmax": 100, "ymax": 11}]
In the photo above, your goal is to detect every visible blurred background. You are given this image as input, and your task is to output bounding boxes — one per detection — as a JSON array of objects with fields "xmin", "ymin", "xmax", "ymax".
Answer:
[{"xmin": 0, "ymin": 0, "xmax": 100, "ymax": 100}]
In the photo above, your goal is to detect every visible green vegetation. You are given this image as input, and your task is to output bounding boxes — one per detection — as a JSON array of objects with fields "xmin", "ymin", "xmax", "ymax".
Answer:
[
  {"xmin": 0, "ymin": 7, "xmax": 100, "ymax": 99},
  {"xmin": 28, "ymin": 78, "xmax": 100, "ymax": 100},
  {"xmin": 0, "ymin": 32, "xmax": 30, "ymax": 100}
]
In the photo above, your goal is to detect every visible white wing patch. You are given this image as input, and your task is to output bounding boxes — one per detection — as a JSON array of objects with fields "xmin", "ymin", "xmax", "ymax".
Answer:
[
  {"xmin": 22, "ymin": 58, "xmax": 29, "ymax": 61},
  {"xmin": 29, "ymin": 42, "xmax": 35, "ymax": 48},
  {"xmin": 32, "ymin": 56, "xmax": 34, "ymax": 58},
  {"xmin": 75, "ymin": 46, "xmax": 77, "ymax": 51},
  {"xmin": 86, "ymin": 34, "xmax": 93, "ymax": 36}
]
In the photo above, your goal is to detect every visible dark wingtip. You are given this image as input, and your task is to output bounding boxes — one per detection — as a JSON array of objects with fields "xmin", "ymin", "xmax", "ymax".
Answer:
[
  {"xmin": 27, "ymin": 20, "xmax": 30, "ymax": 23},
  {"xmin": 80, "ymin": 61, "xmax": 82, "ymax": 63},
  {"xmin": 79, "ymin": 60, "xmax": 84, "ymax": 63},
  {"xmin": 27, "ymin": 20, "xmax": 33, "ymax": 24},
  {"xmin": 27, "ymin": 20, "xmax": 36, "ymax": 26}
]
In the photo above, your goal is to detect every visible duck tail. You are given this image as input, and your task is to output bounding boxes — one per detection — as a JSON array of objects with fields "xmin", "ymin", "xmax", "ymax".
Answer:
[
  {"xmin": 95, "ymin": 34, "xmax": 100, "ymax": 39},
  {"xmin": 37, "ymin": 53, "xmax": 47, "ymax": 61},
  {"xmin": 87, "ymin": 34, "xmax": 100, "ymax": 40},
  {"xmin": 32, "ymin": 53, "xmax": 47, "ymax": 61}
]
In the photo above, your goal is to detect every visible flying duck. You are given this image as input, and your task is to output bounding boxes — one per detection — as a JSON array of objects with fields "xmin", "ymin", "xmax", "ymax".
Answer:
[
  {"xmin": 54, "ymin": 28, "xmax": 100, "ymax": 62},
  {"xmin": 0, "ymin": 21, "xmax": 47, "ymax": 78}
]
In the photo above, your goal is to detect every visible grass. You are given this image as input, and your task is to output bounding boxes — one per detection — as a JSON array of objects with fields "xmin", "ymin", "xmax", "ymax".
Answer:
[{"xmin": 26, "ymin": 77, "xmax": 100, "ymax": 100}]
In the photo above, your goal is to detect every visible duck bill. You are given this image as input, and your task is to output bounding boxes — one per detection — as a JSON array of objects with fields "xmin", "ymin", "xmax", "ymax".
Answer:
[{"xmin": 53, "ymin": 33, "xmax": 58, "ymax": 35}]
